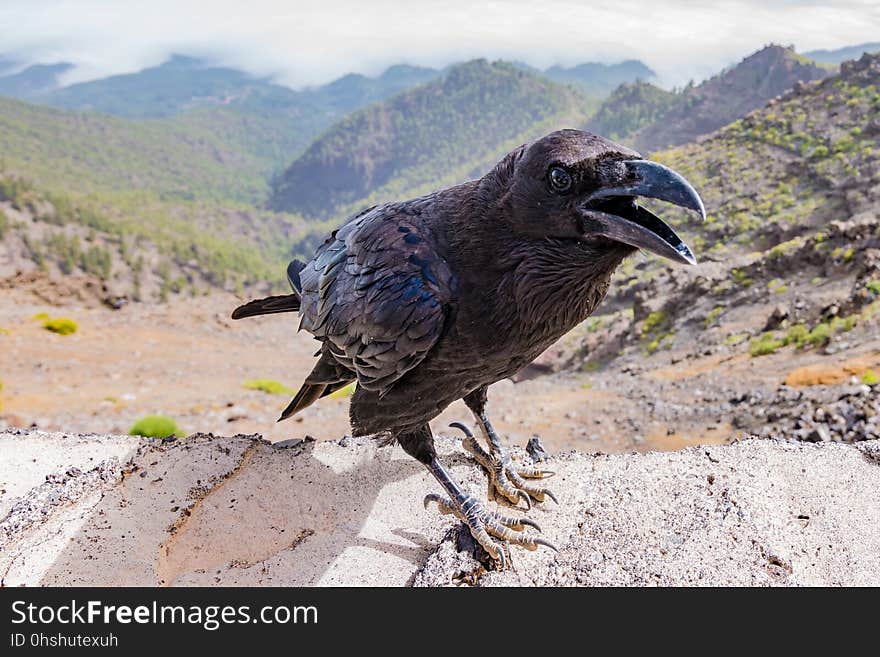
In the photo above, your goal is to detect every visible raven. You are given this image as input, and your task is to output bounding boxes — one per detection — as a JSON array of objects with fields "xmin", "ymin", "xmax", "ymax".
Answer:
[{"xmin": 233, "ymin": 129, "xmax": 704, "ymax": 566}]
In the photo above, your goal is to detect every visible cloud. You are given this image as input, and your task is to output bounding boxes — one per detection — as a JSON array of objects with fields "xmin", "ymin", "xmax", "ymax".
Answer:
[{"xmin": 0, "ymin": 0, "xmax": 878, "ymax": 88}]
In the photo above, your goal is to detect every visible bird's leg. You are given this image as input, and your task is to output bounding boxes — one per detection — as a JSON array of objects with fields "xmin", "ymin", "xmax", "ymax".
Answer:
[
  {"xmin": 399, "ymin": 425, "xmax": 555, "ymax": 568},
  {"xmin": 424, "ymin": 457, "xmax": 556, "ymax": 568},
  {"xmin": 462, "ymin": 388, "xmax": 557, "ymax": 508}
]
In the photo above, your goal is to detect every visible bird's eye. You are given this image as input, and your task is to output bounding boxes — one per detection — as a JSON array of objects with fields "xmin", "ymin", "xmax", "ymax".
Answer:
[{"xmin": 548, "ymin": 166, "xmax": 572, "ymax": 193}]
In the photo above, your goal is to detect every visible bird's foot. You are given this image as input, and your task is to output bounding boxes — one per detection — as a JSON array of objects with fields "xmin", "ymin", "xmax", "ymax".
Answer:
[
  {"xmin": 424, "ymin": 493, "xmax": 556, "ymax": 568},
  {"xmin": 451, "ymin": 422, "xmax": 557, "ymax": 509}
]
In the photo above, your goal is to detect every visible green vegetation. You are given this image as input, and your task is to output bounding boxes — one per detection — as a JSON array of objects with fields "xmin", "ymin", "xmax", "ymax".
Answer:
[
  {"xmin": 129, "ymin": 415, "xmax": 181, "ymax": 438},
  {"xmin": 243, "ymin": 379, "xmax": 294, "ymax": 395},
  {"xmin": 329, "ymin": 382, "xmax": 356, "ymax": 398},
  {"xmin": 730, "ymin": 269, "xmax": 753, "ymax": 288},
  {"xmin": 640, "ymin": 310, "xmax": 674, "ymax": 354},
  {"xmin": 1, "ymin": 170, "xmax": 319, "ymax": 295},
  {"xmin": 750, "ymin": 313, "xmax": 862, "ymax": 357},
  {"xmin": 586, "ymin": 80, "xmax": 678, "ymax": 141},
  {"xmin": 767, "ymin": 279, "xmax": 789, "ymax": 295},
  {"xmin": 42, "ymin": 317, "xmax": 78, "ymax": 335},
  {"xmin": 867, "ymin": 280, "xmax": 880, "ymax": 295},
  {"xmin": 641, "ymin": 311, "xmax": 668, "ymax": 335},
  {"xmin": 723, "ymin": 333, "xmax": 749, "ymax": 347},
  {"xmin": 271, "ymin": 60, "xmax": 593, "ymax": 217},
  {"xmin": 704, "ymin": 306, "xmax": 724, "ymax": 328},
  {"xmin": 750, "ymin": 332, "xmax": 786, "ymax": 356},
  {"xmin": 862, "ymin": 370, "xmax": 879, "ymax": 386},
  {"xmin": 0, "ymin": 96, "xmax": 272, "ymax": 204}
]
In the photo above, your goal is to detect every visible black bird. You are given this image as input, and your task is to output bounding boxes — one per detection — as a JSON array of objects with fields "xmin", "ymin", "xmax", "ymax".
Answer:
[{"xmin": 233, "ymin": 129, "xmax": 704, "ymax": 565}]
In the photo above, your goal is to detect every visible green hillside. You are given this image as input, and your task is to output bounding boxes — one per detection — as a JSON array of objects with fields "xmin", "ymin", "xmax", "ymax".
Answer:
[
  {"xmin": 585, "ymin": 80, "xmax": 677, "ymax": 142},
  {"xmin": 0, "ymin": 168, "xmax": 330, "ymax": 300},
  {"xmin": 0, "ymin": 95, "xmax": 273, "ymax": 204},
  {"xmin": 0, "ymin": 56, "xmax": 444, "ymax": 208},
  {"xmin": 0, "ymin": 89, "xmax": 336, "ymax": 299},
  {"xmin": 270, "ymin": 60, "xmax": 593, "ymax": 217}
]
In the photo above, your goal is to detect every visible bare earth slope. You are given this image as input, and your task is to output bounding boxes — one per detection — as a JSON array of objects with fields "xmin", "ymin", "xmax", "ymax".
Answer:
[{"xmin": 3, "ymin": 429, "xmax": 879, "ymax": 587}]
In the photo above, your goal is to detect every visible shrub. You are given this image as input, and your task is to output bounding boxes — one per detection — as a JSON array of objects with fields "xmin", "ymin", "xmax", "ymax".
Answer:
[
  {"xmin": 750, "ymin": 332, "xmax": 784, "ymax": 357},
  {"xmin": 129, "ymin": 415, "xmax": 181, "ymax": 438},
  {"xmin": 42, "ymin": 317, "xmax": 78, "ymax": 335},
  {"xmin": 862, "ymin": 370, "xmax": 879, "ymax": 386},
  {"xmin": 832, "ymin": 315, "xmax": 857, "ymax": 332},
  {"xmin": 704, "ymin": 306, "xmax": 724, "ymax": 328},
  {"xmin": 806, "ymin": 322, "xmax": 831, "ymax": 346},
  {"xmin": 243, "ymin": 379, "xmax": 294, "ymax": 395},
  {"xmin": 641, "ymin": 311, "xmax": 668, "ymax": 336},
  {"xmin": 785, "ymin": 324, "xmax": 809, "ymax": 348},
  {"xmin": 731, "ymin": 268, "xmax": 753, "ymax": 287},
  {"xmin": 723, "ymin": 333, "xmax": 748, "ymax": 346}
]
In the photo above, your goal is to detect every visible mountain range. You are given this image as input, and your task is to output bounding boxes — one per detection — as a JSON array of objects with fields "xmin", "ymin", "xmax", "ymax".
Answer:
[
  {"xmin": 588, "ymin": 45, "xmax": 830, "ymax": 153},
  {"xmin": 802, "ymin": 42, "xmax": 880, "ymax": 65},
  {"xmin": 270, "ymin": 60, "xmax": 593, "ymax": 217},
  {"xmin": 0, "ymin": 42, "xmax": 876, "ymax": 304}
]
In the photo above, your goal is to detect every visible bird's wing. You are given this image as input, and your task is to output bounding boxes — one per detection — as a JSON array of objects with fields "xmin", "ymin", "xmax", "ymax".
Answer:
[{"xmin": 299, "ymin": 206, "xmax": 454, "ymax": 396}]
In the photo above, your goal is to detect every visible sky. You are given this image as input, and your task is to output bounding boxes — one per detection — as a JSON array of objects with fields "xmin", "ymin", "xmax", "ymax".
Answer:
[{"xmin": 0, "ymin": 0, "xmax": 878, "ymax": 88}]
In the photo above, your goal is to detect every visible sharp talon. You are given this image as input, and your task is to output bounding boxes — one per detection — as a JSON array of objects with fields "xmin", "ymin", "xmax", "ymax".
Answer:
[
  {"xmin": 518, "ymin": 490, "xmax": 531, "ymax": 510},
  {"xmin": 423, "ymin": 493, "xmax": 441, "ymax": 510},
  {"xmin": 535, "ymin": 538, "xmax": 558, "ymax": 552},
  {"xmin": 541, "ymin": 470, "xmax": 556, "ymax": 478},
  {"xmin": 520, "ymin": 517, "xmax": 542, "ymax": 533},
  {"xmin": 448, "ymin": 421, "xmax": 474, "ymax": 438},
  {"xmin": 545, "ymin": 489, "xmax": 559, "ymax": 505}
]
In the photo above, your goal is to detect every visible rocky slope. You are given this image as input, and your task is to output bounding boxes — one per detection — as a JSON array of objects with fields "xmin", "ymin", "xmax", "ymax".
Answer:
[
  {"xmin": 3, "ymin": 430, "xmax": 879, "ymax": 587},
  {"xmin": 587, "ymin": 45, "xmax": 830, "ymax": 153},
  {"xmin": 634, "ymin": 45, "xmax": 830, "ymax": 152},
  {"xmin": 545, "ymin": 52, "xmax": 880, "ymax": 444}
]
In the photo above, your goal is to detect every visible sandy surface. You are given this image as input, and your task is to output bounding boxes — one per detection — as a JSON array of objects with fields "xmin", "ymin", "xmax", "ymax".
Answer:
[
  {"xmin": 3, "ymin": 429, "xmax": 879, "ymax": 587},
  {"xmin": 2, "ymin": 284, "xmax": 878, "ymax": 454},
  {"xmin": 0, "ymin": 289, "xmax": 737, "ymax": 454}
]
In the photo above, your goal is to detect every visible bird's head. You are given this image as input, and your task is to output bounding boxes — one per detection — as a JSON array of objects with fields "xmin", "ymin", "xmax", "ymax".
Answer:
[{"xmin": 499, "ymin": 128, "xmax": 705, "ymax": 265}]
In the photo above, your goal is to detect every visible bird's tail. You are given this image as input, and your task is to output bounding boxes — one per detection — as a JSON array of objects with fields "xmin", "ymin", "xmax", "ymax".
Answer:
[
  {"xmin": 231, "ymin": 293, "xmax": 300, "ymax": 319},
  {"xmin": 231, "ymin": 259, "xmax": 306, "ymax": 320},
  {"xmin": 278, "ymin": 383, "xmax": 326, "ymax": 421},
  {"xmin": 279, "ymin": 364, "xmax": 354, "ymax": 422}
]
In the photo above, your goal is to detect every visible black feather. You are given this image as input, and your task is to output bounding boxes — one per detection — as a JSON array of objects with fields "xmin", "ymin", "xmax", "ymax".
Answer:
[{"xmin": 231, "ymin": 294, "xmax": 300, "ymax": 320}]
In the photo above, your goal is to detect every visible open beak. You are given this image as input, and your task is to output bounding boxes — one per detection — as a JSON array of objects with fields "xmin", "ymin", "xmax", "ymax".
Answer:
[{"xmin": 578, "ymin": 159, "xmax": 705, "ymax": 265}]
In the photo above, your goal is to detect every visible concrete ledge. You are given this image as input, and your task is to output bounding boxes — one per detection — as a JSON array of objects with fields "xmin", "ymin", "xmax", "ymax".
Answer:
[{"xmin": 2, "ymin": 429, "xmax": 879, "ymax": 586}]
